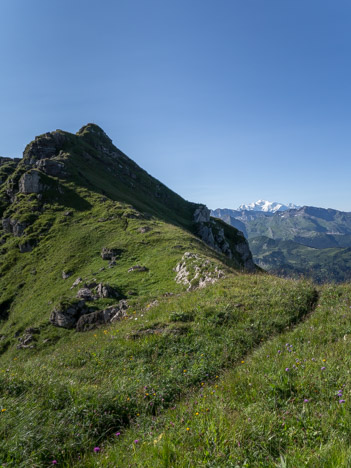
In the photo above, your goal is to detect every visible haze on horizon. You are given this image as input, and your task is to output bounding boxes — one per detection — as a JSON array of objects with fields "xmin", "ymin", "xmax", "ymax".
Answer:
[{"xmin": 1, "ymin": 0, "xmax": 350, "ymax": 212}]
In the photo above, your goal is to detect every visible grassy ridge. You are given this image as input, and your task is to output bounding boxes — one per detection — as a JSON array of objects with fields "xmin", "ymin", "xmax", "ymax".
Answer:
[
  {"xmin": 0, "ymin": 275, "xmax": 316, "ymax": 466},
  {"xmin": 81, "ymin": 284, "xmax": 351, "ymax": 467}
]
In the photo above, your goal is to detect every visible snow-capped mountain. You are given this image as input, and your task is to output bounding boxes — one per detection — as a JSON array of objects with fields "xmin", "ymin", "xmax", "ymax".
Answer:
[{"xmin": 238, "ymin": 200, "xmax": 300, "ymax": 213}]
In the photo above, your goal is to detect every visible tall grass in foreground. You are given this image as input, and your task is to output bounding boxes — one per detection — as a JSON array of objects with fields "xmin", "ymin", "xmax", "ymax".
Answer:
[
  {"xmin": 0, "ymin": 276, "xmax": 316, "ymax": 467},
  {"xmin": 79, "ymin": 284, "xmax": 351, "ymax": 467}
]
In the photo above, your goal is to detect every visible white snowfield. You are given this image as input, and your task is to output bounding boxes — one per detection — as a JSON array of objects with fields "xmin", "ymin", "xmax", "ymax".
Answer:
[{"xmin": 238, "ymin": 200, "xmax": 300, "ymax": 213}]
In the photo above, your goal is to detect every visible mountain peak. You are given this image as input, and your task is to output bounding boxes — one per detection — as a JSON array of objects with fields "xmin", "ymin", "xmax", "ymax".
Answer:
[{"xmin": 238, "ymin": 200, "xmax": 300, "ymax": 213}]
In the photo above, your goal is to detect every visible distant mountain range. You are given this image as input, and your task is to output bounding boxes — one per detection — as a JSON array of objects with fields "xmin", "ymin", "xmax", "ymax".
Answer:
[{"xmin": 211, "ymin": 201, "xmax": 351, "ymax": 283}]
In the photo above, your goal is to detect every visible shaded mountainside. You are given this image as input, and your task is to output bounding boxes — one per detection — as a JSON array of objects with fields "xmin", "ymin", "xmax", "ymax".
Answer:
[{"xmin": 212, "ymin": 206, "xmax": 351, "ymax": 283}]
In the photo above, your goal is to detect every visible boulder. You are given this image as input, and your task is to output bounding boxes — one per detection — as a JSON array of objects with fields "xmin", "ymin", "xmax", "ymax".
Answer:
[
  {"xmin": 101, "ymin": 247, "xmax": 119, "ymax": 260},
  {"xmin": 76, "ymin": 288, "xmax": 93, "ymax": 300},
  {"xmin": 17, "ymin": 327, "xmax": 40, "ymax": 349},
  {"xmin": 76, "ymin": 300, "xmax": 128, "ymax": 332},
  {"xmin": 95, "ymin": 283, "xmax": 119, "ymax": 299},
  {"xmin": 71, "ymin": 277, "xmax": 82, "ymax": 288},
  {"xmin": 128, "ymin": 265, "xmax": 148, "ymax": 273},
  {"xmin": 50, "ymin": 299, "xmax": 88, "ymax": 329},
  {"xmin": 62, "ymin": 270, "xmax": 72, "ymax": 279}
]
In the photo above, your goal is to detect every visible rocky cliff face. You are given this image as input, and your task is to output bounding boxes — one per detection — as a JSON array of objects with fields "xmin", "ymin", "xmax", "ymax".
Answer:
[{"xmin": 193, "ymin": 205, "xmax": 256, "ymax": 271}]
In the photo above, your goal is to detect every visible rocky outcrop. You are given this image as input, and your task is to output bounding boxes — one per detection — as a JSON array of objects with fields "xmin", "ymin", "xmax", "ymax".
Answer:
[
  {"xmin": 19, "ymin": 239, "xmax": 37, "ymax": 253},
  {"xmin": 194, "ymin": 205, "xmax": 211, "ymax": 223},
  {"xmin": 76, "ymin": 288, "xmax": 93, "ymax": 301},
  {"xmin": 2, "ymin": 218, "xmax": 28, "ymax": 237},
  {"xmin": 193, "ymin": 205, "xmax": 256, "ymax": 271},
  {"xmin": 36, "ymin": 158, "xmax": 66, "ymax": 177},
  {"xmin": 18, "ymin": 170, "xmax": 44, "ymax": 194},
  {"xmin": 101, "ymin": 247, "xmax": 120, "ymax": 260},
  {"xmin": 50, "ymin": 299, "xmax": 90, "ymax": 329},
  {"xmin": 128, "ymin": 265, "xmax": 148, "ymax": 273},
  {"xmin": 17, "ymin": 327, "xmax": 40, "ymax": 349},
  {"xmin": 235, "ymin": 242, "xmax": 256, "ymax": 271},
  {"xmin": 76, "ymin": 300, "xmax": 129, "ymax": 332},
  {"xmin": 95, "ymin": 283, "xmax": 120, "ymax": 299},
  {"xmin": 175, "ymin": 252, "xmax": 225, "ymax": 291},
  {"xmin": 23, "ymin": 131, "xmax": 68, "ymax": 166}
]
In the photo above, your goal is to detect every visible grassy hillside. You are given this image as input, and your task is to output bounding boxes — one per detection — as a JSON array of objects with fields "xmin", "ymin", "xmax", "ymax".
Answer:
[
  {"xmin": 0, "ymin": 124, "xmax": 262, "ymax": 466},
  {"xmin": 81, "ymin": 283, "xmax": 351, "ymax": 467}
]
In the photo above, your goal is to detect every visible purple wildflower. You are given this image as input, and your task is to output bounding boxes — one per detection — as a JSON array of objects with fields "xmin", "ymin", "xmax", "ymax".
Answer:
[
  {"xmin": 285, "ymin": 368, "xmax": 290, "ymax": 372},
  {"xmin": 115, "ymin": 432, "xmax": 121, "ymax": 437},
  {"xmin": 339, "ymin": 400, "xmax": 346, "ymax": 404},
  {"xmin": 321, "ymin": 367, "xmax": 326, "ymax": 371},
  {"xmin": 94, "ymin": 447, "xmax": 100, "ymax": 453},
  {"xmin": 304, "ymin": 399, "xmax": 309, "ymax": 403},
  {"xmin": 134, "ymin": 439, "xmax": 139, "ymax": 444}
]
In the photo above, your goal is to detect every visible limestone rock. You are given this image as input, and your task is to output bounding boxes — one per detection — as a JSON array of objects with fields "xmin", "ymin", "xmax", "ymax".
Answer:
[
  {"xmin": 2, "ymin": 218, "xmax": 28, "ymax": 237},
  {"xmin": 101, "ymin": 247, "xmax": 119, "ymax": 260},
  {"xmin": 128, "ymin": 265, "xmax": 148, "ymax": 273},
  {"xmin": 175, "ymin": 252, "xmax": 225, "ymax": 291},
  {"xmin": 71, "ymin": 277, "xmax": 82, "ymax": 288},
  {"xmin": 76, "ymin": 288, "xmax": 93, "ymax": 301},
  {"xmin": 19, "ymin": 170, "xmax": 43, "ymax": 194},
  {"xmin": 193, "ymin": 205, "xmax": 211, "ymax": 223},
  {"xmin": 23, "ymin": 130, "xmax": 68, "ymax": 166},
  {"xmin": 95, "ymin": 283, "xmax": 119, "ymax": 299},
  {"xmin": 62, "ymin": 270, "xmax": 72, "ymax": 279},
  {"xmin": 36, "ymin": 158, "xmax": 66, "ymax": 177},
  {"xmin": 76, "ymin": 300, "xmax": 128, "ymax": 332},
  {"xmin": 138, "ymin": 226, "xmax": 151, "ymax": 233},
  {"xmin": 235, "ymin": 242, "xmax": 256, "ymax": 271},
  {"xmin": 17, "ymin": 327, "xmax": 40, "ymax": 349},
  {"xmin": 50, "ymin": 299, "xmax": 88, "ymax": 329}
]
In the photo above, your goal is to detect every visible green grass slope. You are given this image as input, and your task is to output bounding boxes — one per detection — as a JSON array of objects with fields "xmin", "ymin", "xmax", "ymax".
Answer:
[{"xmin": 86, "ymin": 283, "xmax": 351, "ymax": 468}]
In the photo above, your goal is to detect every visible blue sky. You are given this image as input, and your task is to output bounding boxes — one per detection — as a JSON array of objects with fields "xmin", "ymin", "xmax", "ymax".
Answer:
[{"xmin": 1, "ymin": 0, "xmax": 351, "ymax": 210}]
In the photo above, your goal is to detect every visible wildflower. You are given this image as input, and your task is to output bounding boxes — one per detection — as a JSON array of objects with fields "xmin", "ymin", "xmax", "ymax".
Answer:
[
  {"xmin": 186, "ymin": 427, "xmax": 190, "ymax": 431},
  {"xmin": 304, "ymin": 399, "xmax": 309, "ymax": 403},
  {"xmin": 1, "ymin": 409, "xmax": 6, "ymax": 412},
  {"xmin": 134, "ymin": 439, "xmax": 139, "ymax": 444},
  {"xmin": 241, "ymin": 360, "xmax": 245, "ymax": 364},
  {"xmin": 339, "ymin": 400, "xmax": 346, "ymax": 404},
  {"xmin": 115, "ymin": 432, "xmax": 121, "ymax": 437},
  {"xmin": 195, "ymin": 412, "xmax": 199, "ymax": 415},
  {"xmin": 285, "ymin": 368, "xmax": 290, "ymax": 372},
  {"xmin": 322, "ymin": 359, "xmax": 326, "ymax": 362},
  {"xmin": 321, "ymin": 367, "xmax": 326, "ymax": 371},
  {"xmin": 94, "ymin": 447, "xmax": 100, "ymax": 453},
  {"xmin": 278, "ymin": 350, "xmax": 281, "ymax": 354}
]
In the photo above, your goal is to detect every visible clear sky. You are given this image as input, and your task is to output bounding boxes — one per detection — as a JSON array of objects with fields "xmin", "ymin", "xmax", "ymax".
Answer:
[{"xmin": 1, "ymin": 0, "xmax": 351, "ymax": 211}]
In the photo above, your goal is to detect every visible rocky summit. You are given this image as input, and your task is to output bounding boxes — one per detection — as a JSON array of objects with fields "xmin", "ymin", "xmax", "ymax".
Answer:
[{"xmin": 0, "ymin": 122, "xmax": 257, "ymax": 344}]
